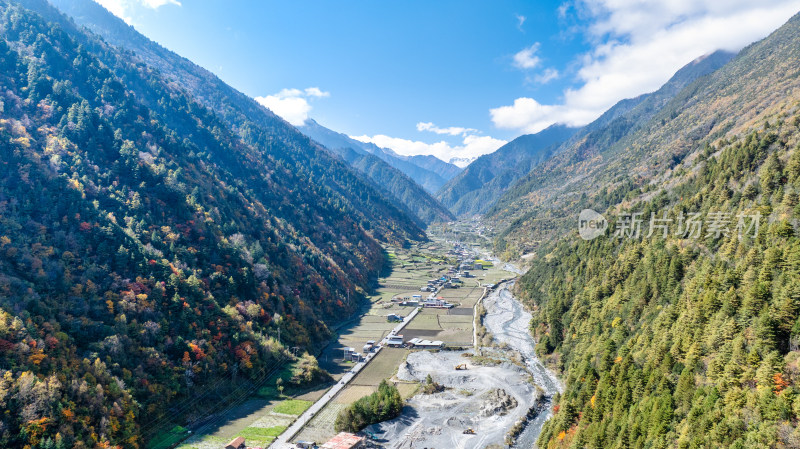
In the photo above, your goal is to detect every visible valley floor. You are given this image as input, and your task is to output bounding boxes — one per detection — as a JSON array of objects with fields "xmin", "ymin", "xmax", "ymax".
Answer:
[{"xmin": 174, "ymin": 234, "xmax": 557, "ymax": 449}]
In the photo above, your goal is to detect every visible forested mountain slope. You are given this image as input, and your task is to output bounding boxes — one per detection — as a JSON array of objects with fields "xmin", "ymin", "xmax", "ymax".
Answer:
[
  {"xmin": 485, "ymin": 50, "xmax": 735, "ymax": 256},
  {"xmin": 513, "ymin": 12, "xmax": 800, "ymax": 448},
  {"xmin": 334, "ymin": 147, "xmax": 454, "ymax": 224},
  {"xmin": 436, "ymin": 124, "xmax": 576, "ymax": 216},
  {"xmin": 406, "ymin": 153, "xmax": 462, "ymax": 181},
  {"xmin": 0, "ymin": 1, "xmax": 423, "ymax": 447},
  {"xmin": 50, "ymin": 0, "xmax": 452, "ymax": 224},
  {"xmin": 298, "ymin": 119, "xmax": 454, "ymax": 224},
  {"xmin": 299, "ymin": 118, "xmax": 460, "ymax": 193},
  {"xmin": 32, "ymin": 0, "xmax": 425, "ymax": 242}
]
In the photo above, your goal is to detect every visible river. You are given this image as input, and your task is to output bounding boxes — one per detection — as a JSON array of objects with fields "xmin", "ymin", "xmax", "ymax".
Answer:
[{"xmin": 482, "ymin": 281, "xmax": 562, "ymax": 448}]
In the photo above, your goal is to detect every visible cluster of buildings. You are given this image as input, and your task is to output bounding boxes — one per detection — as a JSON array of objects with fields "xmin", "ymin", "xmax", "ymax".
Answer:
[
  {"xmin": 384, "ymin": 333, "xmax": 444, "ymax": 349},
  {"xmin": 342, "ymin": 341, "xmax": 378, "ymax": 363},
  {"xmin": 391, "ymin": 295, "xmax": 455, "ymax": 309},
  {"xmin": 447, "ymin": 243, "xmax": 488, "ymax": 272},
  {"xmin": 421, "ymin": 273, "xmax": 469, "ymax": 291}
]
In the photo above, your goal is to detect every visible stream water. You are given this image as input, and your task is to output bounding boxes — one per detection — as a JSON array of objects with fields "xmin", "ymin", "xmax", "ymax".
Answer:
[{"xmin": 482, "ymin": 282, "xmax": 562, "ymax": 448}]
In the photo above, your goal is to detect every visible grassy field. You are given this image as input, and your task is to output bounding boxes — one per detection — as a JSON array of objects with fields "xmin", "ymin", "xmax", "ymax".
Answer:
[
  {"xmin": 175, "ymin": 397, "xmax": 311, "ymax": 449},
  {"xmin": 148, "ymin": 426, "xmax": 190, "ymax": 449},
  {"xmin": 273, "ymin": 399, "xmax": 312, "ymax": 416},
  {"xmin": 403, "ymin": 313, "xmax": 441, "ymax": 330},
  {"xmin": 396, "ymin": 382, "xmax": 420, "ymax": 399},
  {"xmin": 401, "ymin": 306, "xmax": 476, "ymax": 346},
  {"xmin": 333, "ymin": 385, "xmax": 376, "ymax": 404}
]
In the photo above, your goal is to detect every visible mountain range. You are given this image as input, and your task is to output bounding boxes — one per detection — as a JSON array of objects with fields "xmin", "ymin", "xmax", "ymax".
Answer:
[
  {"xmin": 436, "ymin": 124, "xmax": 577, "ymax": 216},
  {"xmin": 430, "ymin": 51, "xmax": 734, "ymax": 222},
  {"xmin": 299, "ymin": 118, "xmax": 461, "ymax": 194}
]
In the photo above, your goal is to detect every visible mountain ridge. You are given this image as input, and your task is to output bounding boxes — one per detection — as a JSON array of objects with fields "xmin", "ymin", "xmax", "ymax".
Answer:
[
  {"xmin": 436, "ymin": 124, "xmax": 578, "ymax": 216},
  {"xmin": 299, "ymin": 118, "xmax": 461, "ymax": 193},
  {"xmin": 37, "ymin": 0, "xmax": 427, "ymax": 240},
  {"xmin": 486, "ymin": 49, "xmax": 737, "ymax": 256}
]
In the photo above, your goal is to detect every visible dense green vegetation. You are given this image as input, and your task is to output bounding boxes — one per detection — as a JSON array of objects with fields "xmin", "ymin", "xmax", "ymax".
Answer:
[
  {"xmin": 334, "ymin": 380, "xmax": 403, "ymax": 433},
  {"xmin": 288, "ymin": 352, "xmax": 332, "ymax": 387},
  {"xmin": 511, "ymin": 13, "xmax": 800, "ymax": 448},
  {"xmin": 526, "ymin": 121, "xmax": 800, "ymax": 448},
  {"xmin": 31, "ymin": 0, "xmax": 426, "ymax": 246},
  {"xmin": 0, "ymin": 2, "xmax": 423, "ymax": 447}
]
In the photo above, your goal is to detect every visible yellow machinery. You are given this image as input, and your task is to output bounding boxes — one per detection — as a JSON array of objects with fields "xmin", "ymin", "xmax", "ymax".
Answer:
[{"xmin": 454, "ymin": 363, "xmax": 467, "ymax": 370}]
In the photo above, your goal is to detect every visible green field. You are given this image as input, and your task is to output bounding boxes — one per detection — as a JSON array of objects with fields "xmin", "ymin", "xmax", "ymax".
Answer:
[
  {"xmin": 148, "ymin": 426, "xmax": 189, "ymax": 449},
  {"xmin": 175, "ymin": 397, "xmax": 312, "ymax": 449},
  {"xmin": 273, "ymin": 399, "xmax": 312, "ymax": 416}
]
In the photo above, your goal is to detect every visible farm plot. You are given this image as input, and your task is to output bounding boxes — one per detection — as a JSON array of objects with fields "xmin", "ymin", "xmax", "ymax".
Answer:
[
  {"xmin": 401, "ymin": 306, "xmax": 477, "ymax": 346},
  {"xmin": 402, "ymin": 313, "xmax": 441, "ymax": 330},
  {"xmin": 349, "ymin": 348, "xmax": 409, "ymax": 386},
  {"xmin": 395, "ymin": 382, "xmax": 420, "ymax": 399},
  {"xmin": 333, "ymin": 385, "xmax": 376, "ymax": 404},
  {"xmin": 176, "ymin": 398, "xmax": 306, "ymax": 449},
  {"xmin": 291, "ymin": 402, "xmax": 347, "ymax": 444}
]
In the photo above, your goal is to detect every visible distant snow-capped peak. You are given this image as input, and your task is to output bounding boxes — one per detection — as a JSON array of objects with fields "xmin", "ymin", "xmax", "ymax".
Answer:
[{"xmin": 449, "ymin": 156, "xmax": 476, "ymax": 168}]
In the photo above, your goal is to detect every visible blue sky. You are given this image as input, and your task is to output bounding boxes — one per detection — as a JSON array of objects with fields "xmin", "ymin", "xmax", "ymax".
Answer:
[{"xmin": 97, "ymin": 0, "xmax": 800, "ymax": 162}]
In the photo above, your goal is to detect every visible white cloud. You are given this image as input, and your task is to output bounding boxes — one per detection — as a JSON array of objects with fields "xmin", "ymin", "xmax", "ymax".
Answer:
[
  {"xmin": 93, "ymin": 0, "xmax": 180, "ymax": 24},
  {"xmin": 351, "ymin": 133, "xmax": 507, "ymax": 162},
  {"xmin": 515, "ymin": 14, "xmax": 527, "ymax": 32},
  {"xmin": 533, "ymin": 68, "xmax": 560, "ymax": 84},
  {"xmin": 94, "ymin": 0, "xmax": 131, "ymax": 23},
  {"xmin": 491, "ymin": 98, "xmax": 598, "ymax": 135},
  {"xmin": 303, "ymin": 87, "xmax": 330, "ymax": 98},
  {"xmin": 416, "ymin": 122, "xmax": 478, "ymax": 137},
  {"xmin": 255, "ymin": 87, "xmax": 330, "ymax": 126},
  {"xmin": 142, "ymin": 0, "xmax": 181, "ymax": 7},
  {"xmin": 493, "ymin": 0, "xmax": 800, "ymax": 134},
  {"xmin": 512, "ymin": 43, "xmax": 541, "ymax": 70}
]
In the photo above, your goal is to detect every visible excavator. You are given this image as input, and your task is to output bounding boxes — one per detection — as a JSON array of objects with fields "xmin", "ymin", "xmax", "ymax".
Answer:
[
  {"xmin": 463, "ymin": 428, "xmax": 476, "ymax": 435},
  {"xmin": 454, "ymin": 363, "xmax": 467, "ymax": 370}
]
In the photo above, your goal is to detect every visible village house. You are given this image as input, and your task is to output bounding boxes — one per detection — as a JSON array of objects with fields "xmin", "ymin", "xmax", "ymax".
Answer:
[
  {"xmin": 423, "ymin": 298, "xmax": 454, "ymax": 309},
  {"xmin": 386, "ymin": 334, "xmax": 404, "ymax": 347},
  {"xmin": 224, "ymin": 436, "xmax": 246, "ymax": 449},
  {"xmin": 321, "ymin": 432, "xmax": 365, "ymax": 449},
  {"xmin": 387, "ymin": 313, "xmax": 403, "ymax": 322},
  {"xmin": 407, "ymin": 338, "xmax": 444, "ymax": 349}
]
